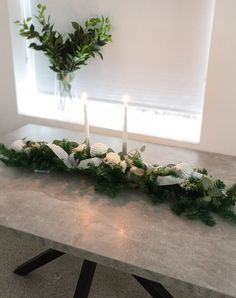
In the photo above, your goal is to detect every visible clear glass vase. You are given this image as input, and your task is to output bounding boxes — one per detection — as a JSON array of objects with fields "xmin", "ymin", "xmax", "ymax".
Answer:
[{"xmin": 55, "ymin": 71, "xmax": 77, "ymax": 111}]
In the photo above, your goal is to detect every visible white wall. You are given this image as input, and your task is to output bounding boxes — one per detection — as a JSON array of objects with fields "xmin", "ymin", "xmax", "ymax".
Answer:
[
  {"xmin": 0, "ymin": 0, "xmax": 236, "ymax": 156},
  {"xmin": 200, "ymin": 0, "xmax": 236, "ymax": 155},
  {"xmin": 0, "ymin": 0, "xmax": 25, "ymax": 134}
]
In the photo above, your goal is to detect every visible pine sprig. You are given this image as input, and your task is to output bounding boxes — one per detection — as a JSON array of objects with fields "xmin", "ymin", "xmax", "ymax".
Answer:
[
  {"xmin": 89, "ymin": 163, "xmax": 128, "ymax": 197},
  {"xmin": 197, "ymin": 211, "xmax": 216, "ymax": 226},
  {"xmin": 218, "ymin": 208, "xmax": 236, "ymax": 224}
]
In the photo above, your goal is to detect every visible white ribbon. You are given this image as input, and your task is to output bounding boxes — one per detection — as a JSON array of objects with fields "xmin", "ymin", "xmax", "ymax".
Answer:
[
  {"xmin": 78, "ymin": 157, "xmax": 102, "ymax": 169},
  {"xmin": 175, "ymin": 162, "xmax": 194, "ymax": 179},
  {"xmin": 157, "ymin": 175, "xmax": 184, "ymax": 186},
  {"xmin": 46, "ymin": 143, "xmax": 76, "ymax": 169}
]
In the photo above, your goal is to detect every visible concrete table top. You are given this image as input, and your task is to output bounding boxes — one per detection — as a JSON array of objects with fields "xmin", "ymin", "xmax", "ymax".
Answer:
[{"xmin": 0, "ymin": 124, "xmax": 236, "ymax": 297}]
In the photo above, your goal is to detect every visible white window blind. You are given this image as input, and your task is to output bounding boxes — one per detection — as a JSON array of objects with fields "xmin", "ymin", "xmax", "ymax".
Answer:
[{"xmin": 8, "ymin": 0, "xmax": 215, "ymax": 143}]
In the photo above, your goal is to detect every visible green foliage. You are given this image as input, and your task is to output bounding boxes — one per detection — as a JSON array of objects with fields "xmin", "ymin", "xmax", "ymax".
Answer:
[
  {"xmin": 15, "ymin": 3, "xmax": 112, "ymax": 74},
  {"xmin": 194, "ymin": 168, "xmax": 208, "ymax": 175},
  {"xmin": 74, "ymin": 148, "xmax": 91, "ymax": 161},
  {"xmin": 1, "ymin": 139, "xmax": 236, "ymax": 227},
  {"xmin": 218, "ymin": 208, "xmax": 236, "ymax": 224},
  {"xmin": 0, "ymin": 144, "xmax": 28, "ymax": 167},
  {"xmin": 89, "ymin": 163, "xmax": 128, "ymax": 197},
  {"xmin": 226, "ymin": 183, "xmax": 236, "ymax": 199},
  {"xmin": 0, "ymin": 143, "xmax": 65, "ymax": 171},
  {"xmin": 52, "ymin": 139, "xmax": 78, "ymax": 154}
]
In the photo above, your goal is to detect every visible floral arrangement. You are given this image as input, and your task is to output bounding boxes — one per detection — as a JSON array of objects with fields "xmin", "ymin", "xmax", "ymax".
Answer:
[
  {"xmin": 0, "ymin": 139, "xmax": 236, "ymax": 227},
  {"xmin": 15, "ymin": 3, "xmax": 112, "ymax": 97}
]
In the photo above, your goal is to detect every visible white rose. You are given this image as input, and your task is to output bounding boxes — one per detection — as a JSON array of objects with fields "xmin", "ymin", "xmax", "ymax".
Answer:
[
  {"xmin": 73, "ymin": 143, "xmax": 87, "ymax": 153},
  {"xmin": 105, "ymin": 152, "xmax": 121, "ymax": 165}
]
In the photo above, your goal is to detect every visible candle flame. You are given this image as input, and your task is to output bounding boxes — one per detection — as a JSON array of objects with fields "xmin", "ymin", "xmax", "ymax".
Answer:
[
  {"xmin": 123, "ymin": 95, "xmax": 129, "ymax": 106},
  {"xmin": 81, "ymin": 92, "xmax": 87, "ymax": 104}
]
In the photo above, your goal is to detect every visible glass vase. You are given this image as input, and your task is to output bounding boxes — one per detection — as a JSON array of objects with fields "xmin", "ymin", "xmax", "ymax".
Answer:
[{"xmin": 55, "ymin": 71, "xmax": 77, "ymax": 111}]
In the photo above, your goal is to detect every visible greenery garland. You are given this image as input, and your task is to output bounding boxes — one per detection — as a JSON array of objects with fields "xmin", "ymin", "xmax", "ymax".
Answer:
[{"xmin": 1, "ymin": 139, "xmax": 236, "ymax": 227}]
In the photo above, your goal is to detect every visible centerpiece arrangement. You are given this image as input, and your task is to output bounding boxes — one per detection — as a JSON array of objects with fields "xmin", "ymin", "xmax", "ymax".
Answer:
[
  {"xmin": 0, "ymin": 139, "xmax": 236, "ymax": 227},
  {"xmin": 15, "ymin": 3, "xmax": 112, "ymax": 109},
  {"xmin": 9, "ymin": 3, "xmax": 236, "ymax": 227}
]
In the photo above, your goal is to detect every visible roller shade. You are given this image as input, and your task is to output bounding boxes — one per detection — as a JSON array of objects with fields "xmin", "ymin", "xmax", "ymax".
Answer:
[{"xmin": 28, "ymin": 0, "xmax": 215, "ymax": 114}]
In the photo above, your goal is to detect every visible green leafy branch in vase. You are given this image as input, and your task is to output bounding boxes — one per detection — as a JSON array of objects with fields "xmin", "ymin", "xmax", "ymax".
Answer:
[{"xmin": 15, "ymin": 3, "xmax": 112, "ymax": 97}]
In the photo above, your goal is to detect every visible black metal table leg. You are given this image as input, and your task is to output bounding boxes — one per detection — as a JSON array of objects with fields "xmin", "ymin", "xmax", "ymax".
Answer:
[
  {"xmin": 133, "ymin": 275, "xmax": 174, "ymax": 298},
  {"xmin": 14, "ymin": 250, "xmax": 173, "ymax": 298},
  {"xmin": 13, "ymin": 249, "xmax": 65, "ymax": 276},
  {"xmin": 73, "ymin": 259, "xmax": 97, "ymax": 298}
]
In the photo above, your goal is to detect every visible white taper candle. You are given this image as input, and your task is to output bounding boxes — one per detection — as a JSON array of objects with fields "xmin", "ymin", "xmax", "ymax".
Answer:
[
  {"xmin": 82, "ymin": 92, "xmax": 90, "ymax": 146},
  {"xmin": 122, "ymin": 95, "xmax": 129, "ymax": 154}
]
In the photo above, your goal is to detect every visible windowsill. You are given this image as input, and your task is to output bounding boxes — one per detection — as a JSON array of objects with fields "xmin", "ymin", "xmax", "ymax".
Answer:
[{"xmin": 17, "ymin": 91, "xmax": 202, "ymax": 144}]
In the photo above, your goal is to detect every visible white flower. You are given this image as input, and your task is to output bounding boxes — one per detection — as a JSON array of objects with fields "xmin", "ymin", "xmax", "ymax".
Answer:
[
  {"xmin": 73, "ymin": 143, "xmax": 87, "ymax": 153},
  {"xmin": 105, "ymin": 152, "xmax": 121, "ymax": 165},
  {"xmin": 120, "ymin": 160, "xmax": 127, "ymax": 173},
  {"xmin": 90, "ymin": 143, "xmax": 108, "ymax": 157}
]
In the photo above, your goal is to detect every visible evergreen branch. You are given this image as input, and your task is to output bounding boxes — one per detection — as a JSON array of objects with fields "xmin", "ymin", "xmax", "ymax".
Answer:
[{"xmin": 218, "ymin": 208, "xmax": 236, "ymax": 224}]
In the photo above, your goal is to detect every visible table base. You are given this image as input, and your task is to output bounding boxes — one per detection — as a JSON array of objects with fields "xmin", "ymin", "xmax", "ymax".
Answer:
[{"xmin": 13, "ymin": 249, "xmax": 173, "ymax": 298}]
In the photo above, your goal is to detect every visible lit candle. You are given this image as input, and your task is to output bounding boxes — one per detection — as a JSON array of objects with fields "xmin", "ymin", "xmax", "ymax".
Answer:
[
  {"xmin": 82, "ymin": 92, "xmax": 90, "ymax": 146},
  {"xmin": 122, "ymin": 95, "xmax": 129, "ymax": 154}
]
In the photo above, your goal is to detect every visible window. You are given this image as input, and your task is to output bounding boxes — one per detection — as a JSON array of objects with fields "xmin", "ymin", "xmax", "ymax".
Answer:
[{"xmin": 8, "ymin": 0, "xmax": 215, "ymax": 143}]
